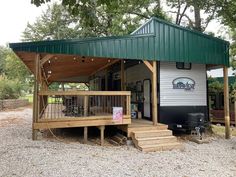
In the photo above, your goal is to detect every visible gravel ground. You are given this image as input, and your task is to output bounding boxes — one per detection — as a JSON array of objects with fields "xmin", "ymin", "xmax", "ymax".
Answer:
[{"xmin": 0, "ymin": 107, "xmax": 236, "ymax": 177}]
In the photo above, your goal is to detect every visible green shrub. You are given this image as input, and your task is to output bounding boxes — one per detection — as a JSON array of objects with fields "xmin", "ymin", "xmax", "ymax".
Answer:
[{"xmin": 0, "ymin": 77, "xmax": 22, "ymax": 99}]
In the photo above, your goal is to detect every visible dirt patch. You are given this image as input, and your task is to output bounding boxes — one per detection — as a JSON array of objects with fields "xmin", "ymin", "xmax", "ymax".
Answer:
[
  {"xmin": 0, "ymin": 104, "xmax": 32, "ymax": 112},
  {"xmin": 0, "ymin": 117, "xmax": 25, "ymax": 127}
]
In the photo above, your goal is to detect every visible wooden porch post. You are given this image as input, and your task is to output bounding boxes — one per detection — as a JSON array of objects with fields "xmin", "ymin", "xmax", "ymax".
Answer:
[
  {"xmin": 234, "ymin": 100, "xmax": 236, "ymax": 127},
  {"xmin": 152, "ymin": 61, "xmax": 158, "ymax": 126},
  {"xmin": 100, "ymin": 125, "xmax": 105, "ymax": 146},
  {"xmin": 223, "ymin": 66, "xmax": 231, "ymax": 139},
  {"xmin": 143, "ymin": 60, "xmax": 158, "ymax": 126},
  {"xmin": 32, "ymin": 54, "xmax": 40, "ymax": 140},
  {"xmin": 84, "ymin": 96, "xmax": 88, "ymax": 116},
  {"xmin": 105, "ymin": 69, "xmax": 108, "ymax": 91},
  {"xmin": 121, "ymin": 60, "xmax": 125, "ymax": 91},
  {"xmin": 84, "ymin": 127, "xmax": 88, "ymax": 143}
]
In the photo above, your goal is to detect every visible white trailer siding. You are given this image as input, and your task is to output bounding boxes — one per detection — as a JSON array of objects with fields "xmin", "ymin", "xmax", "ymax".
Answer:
[{"xmin": 159, "ymin": 62, "xmax": 207, "ymax": 106}]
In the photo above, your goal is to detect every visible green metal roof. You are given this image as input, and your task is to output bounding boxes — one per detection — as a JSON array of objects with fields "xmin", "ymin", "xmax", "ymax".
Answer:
[{"xmin": 9, "ymin": 17, "xmax": 229, "ymax": 66}]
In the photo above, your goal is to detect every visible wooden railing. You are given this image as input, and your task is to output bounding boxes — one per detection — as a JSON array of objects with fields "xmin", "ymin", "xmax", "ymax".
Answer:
[{"xmin": 35, "ymin": 91, "xmax": 131, "ymax": 128}]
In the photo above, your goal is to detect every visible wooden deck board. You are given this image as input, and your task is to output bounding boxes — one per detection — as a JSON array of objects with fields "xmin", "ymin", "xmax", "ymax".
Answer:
[{"xmin": 117, "ymin": 119, "xmax": 168, "ymax": 137}]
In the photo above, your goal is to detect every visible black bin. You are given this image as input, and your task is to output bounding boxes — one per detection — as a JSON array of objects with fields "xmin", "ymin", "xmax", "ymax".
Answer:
[{"xmin": 186, "ymin": 113, "xmax": 205, "ymax": 130}]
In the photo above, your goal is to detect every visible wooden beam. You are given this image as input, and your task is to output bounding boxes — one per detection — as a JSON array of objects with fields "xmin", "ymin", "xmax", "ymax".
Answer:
[
  {"xmin": 105, "ymin": 69, "xmax": 108, "ymax": 91},
  {"xmin": 99, "ymin": 125, "xmax": 105, "ymax": 146},
  {"xmin": 39, "ymin": 90, "xmax": 131, "ymax": 96},
  {"xmin": 32, "ymin": 54, "xmax": 40, "ymax": 140},
  {"xmin": 40, "ymin": 54, "xmax": 54, "ymax": 65},
  {"xmin": 223, "ymin": 66, "xmax": 231, "ymax": 139},
  {"xmin": 235, "ymin": 100, "xmax": 236, "ymax": 127},
  {"xmin": 143, "ymin": 60, "xmax": 153, "ymax": 73},
  {"xmin": 84, "ymin": 127, "xmax": 88, "ymax": 144},
  {"xmin": 39, "ymin": 115, "xmax": 131, "ymax": 122},
  {"xmin": 84, "ymin": 96, "xmax": 88, "ymax": 116},
  {"xmin": 121, "ymin": 60, "xmax": 125, "ymax": 91},
  {"xmin": 152, "ymin": 61, "xmax": 158, "ymax": 126},
  {"xmin": 90, "ymin": 59, "xmax": 119, "ymax": 76},
  {"xmin": 33, "ymin": 119, "xmax": 131, "ymax": 129},
  {"xmin": 41, "ymin": 65, "xmax": 49, "ymax": 86}
]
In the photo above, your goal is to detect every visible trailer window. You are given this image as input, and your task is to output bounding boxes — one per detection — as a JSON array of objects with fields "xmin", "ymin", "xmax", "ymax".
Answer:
[{"xmin": 176, "ymin": 62, "xmax": 191, "ymax": 70}]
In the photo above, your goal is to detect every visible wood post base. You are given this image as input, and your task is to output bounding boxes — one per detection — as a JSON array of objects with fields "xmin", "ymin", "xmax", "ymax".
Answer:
[
  {"xmin": 84, "ymin": 126, "xmax": 88, "ymax": 143},
  {"xmin": 99, "ymin": 125, "xmax": 105, "ymax": 146},
  {"xmin": 32, "ymin": 129, "xmax": 38, "ymax": 140}
]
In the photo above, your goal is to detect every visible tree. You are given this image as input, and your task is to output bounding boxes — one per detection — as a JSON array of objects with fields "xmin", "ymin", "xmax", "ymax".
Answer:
[
  {"xmin": 0, "ymin": 46, "xmax": 32, "ymax": 96},
  {"xmin": 0, "ymin": 46, "xmax": 31, "ymax": 83},
  {"xmin": 4, "ymin": 50, "xmax": 31, "ymax": 82},
  {"xmin": 0, "ymin": 46, "xmax": 7, "ymax": 75},
  {"xmin": 166, "ymin": 0, "xmax": 218, "ymax": 32},
  {"xmin": 230, "ymin": 29, "xmax": 236, "ymax": 73},
  {"xmin": 0, "ymin": 76, "xmax": 22, "ymax": 99},
  {"xmin": 166, "ymin": 0, "xmax": 236, "ymax": 33},
  {"xmin": 22, "ymin": 3, "xmax": 80, "ymax": 41},
  {"xmin": 208, "ymin": 77, "xmax": 223, "ymax": 93},
  {"xmin": 217, "ymin": 0, "xmax": 236, "ymax": 29},
  {"xmin": 30, "ymin": 0, "xmax": 169, "ymax": 37}
]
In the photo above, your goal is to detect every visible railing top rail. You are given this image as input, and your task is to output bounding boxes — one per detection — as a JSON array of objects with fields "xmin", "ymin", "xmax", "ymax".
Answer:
[{"xmin": 39, "ymin": 90, "xmax": 131, "ymax": 96}]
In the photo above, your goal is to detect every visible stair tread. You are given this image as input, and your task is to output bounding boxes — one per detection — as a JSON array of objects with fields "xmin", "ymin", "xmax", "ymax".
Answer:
[
  {"xmin": 132, "ymin": 129, "xmax": 171, "ymax": 134},
  {"xmin": 141, "ymin": 142, "xmax": 182, "ymax": 149},
  {"xmin": 136, "ymin": 136, "xmax": 176, "ymax": 141},
  {"xmin": 129, "ymin": 126, "xmax": 167, "ymax": 130}
]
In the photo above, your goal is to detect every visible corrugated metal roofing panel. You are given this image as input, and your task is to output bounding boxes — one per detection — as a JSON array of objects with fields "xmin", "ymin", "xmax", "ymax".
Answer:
[
  {"xmin": 9, "ymin": 18, "xmax": 229, "ymax": 66},
  {"xmin": 131, "ymin": 18, "xmax": 154, "ymax": 35}
]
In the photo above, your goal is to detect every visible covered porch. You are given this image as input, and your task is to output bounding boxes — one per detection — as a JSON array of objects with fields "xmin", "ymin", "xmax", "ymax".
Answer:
[{"xmin": 14, "ymin": 48, "xmax": 159, "ymax": 145}]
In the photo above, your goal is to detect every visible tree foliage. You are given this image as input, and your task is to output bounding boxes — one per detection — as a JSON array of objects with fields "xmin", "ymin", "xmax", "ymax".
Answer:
[
  {"xmin": 0, "ymin": 76, "xmax": 23, "ymax": 99},
  {"xmin": 5, "ymin": 51, "xmax": 30, "ymax": 81},
  {"xmin": 166, "ymin": 0, "xmax": 220, "ymax": 32},
  {"xmin": 229, "ymin": 29, "xmax": 236, "ymax": 73},
  {"xmin": 22, "ymin": 3, "xmax": 80, "ymax": 41},
  {"xmin": 0, "ymin": 46, "xmax": 30, "ymax": 82},
  {"xmin": 166, "ymin": 0, "xmax": 236, "ymax": 34},
  {"xmin": 208, "ymin": 77, "xmax": 224, "ymax": 93},
  {"xmin": 217, "ymin": 0, "xmax": 236, "ymax": 29},
  {"xmin": 0, "ymin": 46, "xmax": 32, "ymax": 98},
  {"xmin": 30, "ymin": 0, "xmax": 169, "ymax": 37},
  {"xmin": 0, "ymin": 46, "xmax": 8, "ymax": 75}
]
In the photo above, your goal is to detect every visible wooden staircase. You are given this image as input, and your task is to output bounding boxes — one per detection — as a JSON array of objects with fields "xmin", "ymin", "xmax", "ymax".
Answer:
[{"xmin": 131, "ymin": 124, "xmax": 183, "ymax": 152}]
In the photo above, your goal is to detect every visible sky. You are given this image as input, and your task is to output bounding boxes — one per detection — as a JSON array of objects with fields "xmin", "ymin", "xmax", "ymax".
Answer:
[
  {"xmin": 0, "ymin": 0, "xmax": 50, "ymax": 46},
  {"xmin": 0, "ymin": 0, "xmax": 232, "ymax": 77}
]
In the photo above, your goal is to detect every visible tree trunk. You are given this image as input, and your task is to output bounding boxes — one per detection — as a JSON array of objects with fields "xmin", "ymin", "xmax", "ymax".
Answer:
[{"xmin": 193, "ymin": 3, "xmax": 202, "ymax": 31}]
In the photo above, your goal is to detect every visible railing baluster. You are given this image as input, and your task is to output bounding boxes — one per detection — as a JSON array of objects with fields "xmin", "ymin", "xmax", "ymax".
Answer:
[{"xmin": 39, "ymin": 91, "xmax": 131, "ymax": 122}]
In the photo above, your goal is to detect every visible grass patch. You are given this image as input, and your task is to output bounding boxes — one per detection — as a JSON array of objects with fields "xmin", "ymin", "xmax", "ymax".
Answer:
[
  {"xmin": 20, "ymin": 94, "xmax": 33, "ymax": 103},
  {"xmin": 19, "ymin": 94, "xmax": 63, "ymax": 104},
  {"xmin": 211, "ymin": 124, "xmax": 236, "ymax": 136}
]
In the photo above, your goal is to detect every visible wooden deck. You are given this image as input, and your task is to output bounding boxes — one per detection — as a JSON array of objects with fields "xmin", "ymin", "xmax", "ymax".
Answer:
[{"xmin": 34, "ymin": 103, "xmax": 131, "ymax": 129}]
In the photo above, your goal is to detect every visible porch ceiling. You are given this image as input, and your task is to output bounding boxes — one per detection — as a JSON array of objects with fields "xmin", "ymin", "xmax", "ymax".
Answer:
[{"xmin": 16, "ymin": 51, "xmax": 119, "ymax": 83}]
